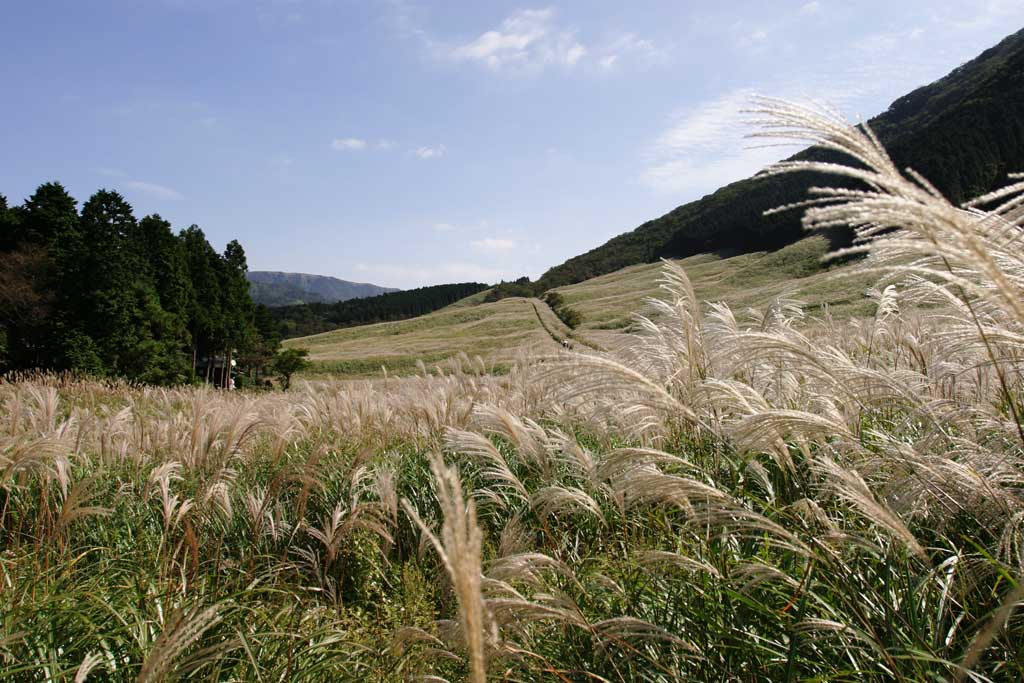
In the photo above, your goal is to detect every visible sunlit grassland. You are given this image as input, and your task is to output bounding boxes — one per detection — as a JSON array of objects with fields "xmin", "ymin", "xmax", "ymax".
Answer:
[
  {"xmin": 554, "ymin": 235, "xmax": 878, "ymax": 334},
  {"xmin": 287, "ymin": 236, "xmax": 878, "ymax": 379},
  {"xmin": 286, "ymin": 297, "xmax": 559, "ymax": 378},
  {"xmin": 5, "ymin": 103, "xmax": 1023, "ymax": 681}
]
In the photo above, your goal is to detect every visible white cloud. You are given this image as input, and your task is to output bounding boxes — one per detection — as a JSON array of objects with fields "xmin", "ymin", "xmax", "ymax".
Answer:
[
  {"xmin": 643, "ymin": 149, "xmax": 781, "ymax": 196},
  {"xmin": 800, "ymin": 1, "xmax": 821, "ymax": 16},
  {"xmin": 471, "ymin": 237, "xmax": 517, "ymax": 251},
  {"xmin": 124, "ymin": 180, "xmax": 184, "ymax": 201},
  {"xmin": 641, "ymin": 20, "xmax": 993, "ymax": 196},
  {"xmin": 413, "ymin": 144, "xmax": 446, "ymax": 159},
  {"xmin": 199, "ymin": 116, "xmax": 218, "ymax": 128},
  {"xmin": 750, "ymin": 29, "xmax": 768, "ymax": 41},
  {"xmin": 377, "ymin": 139, "xmax": 397, "ymax": 150},
  {"xmin": 597, "ymin": 32, "xmax": 668, "ymax": 71},
  {"xmin": 94, "ymin": 166, "xmax": 126, "ymax": 178},
  {"xmin": 651, "ymin": 88, "xmax": 758, "ymax": 158},
  {"xmin": 447, "ymin": 8, "xmax": 586, "ymax": 72},
  {"xmin": 934, "ymin": 0, "xmax": 1024, "ymax": 30},
  {"xmin": 354, "ymin": 262, "xmax": 508, "ymax": 288},
  {"xmin": 432, "ymin": 222, "xmax": 457, "ymax": 232},
  {"xmin": 332, "ymin": 137, "xmax": 368, "ymax": 150},
  {"xmin": 641, "ymin": 87, "xmax": 784, "ymax": 194}
]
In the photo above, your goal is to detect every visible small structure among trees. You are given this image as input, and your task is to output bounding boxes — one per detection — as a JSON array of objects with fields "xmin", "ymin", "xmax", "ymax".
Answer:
[{"xmin": 0, "ymin": 182, "xmax": 281, "ymax": 385}]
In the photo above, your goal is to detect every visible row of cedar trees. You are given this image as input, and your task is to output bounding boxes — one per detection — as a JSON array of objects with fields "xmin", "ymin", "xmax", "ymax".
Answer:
[{"xmin": 0, "ymin": 182, "xmax": 280, "ymax": 386}]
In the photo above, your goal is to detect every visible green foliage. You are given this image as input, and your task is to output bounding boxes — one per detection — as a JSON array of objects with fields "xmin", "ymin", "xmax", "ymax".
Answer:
[
  {"xmin": 555, "ymin": 305, "xmax": 583, "ymax": 329},
  {"xmin": 272, "ymin": 282, "xmax": 489, "ymax": 339},
  {"xmin": 272, "ymin": 347, "xmax": 310, "ymax": 389},
  {"xmin": 542, "ymin": 291, "xmax": 564, "ymax": 309},
  {"xmin": 0, "ymin": 183, "xmax": 269, "ymax": 385},
  {"xmin": 482, "ymin": 276, "xmax": 538, "ymax": 302},
  {"xmin": 543, "ymin": 290, "xmax": 582, "ymax": 329}
]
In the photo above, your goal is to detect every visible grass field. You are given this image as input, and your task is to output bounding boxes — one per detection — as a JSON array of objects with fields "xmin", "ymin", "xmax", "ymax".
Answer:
[
  {"xmin": 286, "ymin": 296, "xmax": 561, "ymax": 377},
  {"xmin": 288, "ymin": 235, "xmax": 877, "ymax": 378},
  {"xmin": 554, "ymin": 235, "xmax": 878, "ymax": 333},
  {"xmin": 4, "ymin": 107, "xmax": 1024, "ymax": 681}
]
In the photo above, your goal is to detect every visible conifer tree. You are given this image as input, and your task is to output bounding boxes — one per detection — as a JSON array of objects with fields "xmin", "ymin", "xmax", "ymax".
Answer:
[
  {"xmin": 181, "ymin": 225, "xmax": 225, "ymax": 378},
  {"xmin": 17, "ymin": 182, "xmax": 87, "ymax": 370},
  {"xmin": 76, "ymin": 190, "xmax": 141, "ymax": 373},
  {"xmin": 218, "ymin": 239, "xmax": 255, "ymax": 386}
]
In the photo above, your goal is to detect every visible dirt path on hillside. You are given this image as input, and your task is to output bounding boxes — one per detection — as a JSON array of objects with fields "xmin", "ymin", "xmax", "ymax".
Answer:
[{"xmin": 530, "ymin": 299, "xmax": 605, "ymax": 352}]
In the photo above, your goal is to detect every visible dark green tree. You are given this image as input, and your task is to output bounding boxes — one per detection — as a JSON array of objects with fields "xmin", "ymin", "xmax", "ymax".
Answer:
[
  {"xmin": 133, "ymin": 215, "xmax": 194, "ymax": 379},
  {"xmin": 1, "ymin": 182, "xmax": 259, "ymax": 385},
  {"xmin": 136, "ymin": 215, "xmax": 193, "ymax": 320},
  {"xmin": 216, "ymin": 240, "xmax": 256, "ymax": 387},
  {"xmin": 0, "ymin": 195, "xmax": 20, "ymax": 251},
  {"xmin": 272, "ymin": 347, "xmax": 310, "ymax": 390},
  {"xmin": 0, "ymin": 245, "xmax": 55, "ymax": 369},
  {"xmin": 237, "ymin": 303, "xmax": 281, "ymax": 385},
  {"xmin": 181, "ymin": 225, "xmax": 225, "ymax": 379},
  {"xmin": 75, "ymin": 190, "xmax": 141, "ymax": 373},
  {"xmin": 15, "ymin": 183, "xmax": 83, "ymax": 370},
  {"xmin": 19, "ymin": 182, "xmax": 79, "ymax": 248}
]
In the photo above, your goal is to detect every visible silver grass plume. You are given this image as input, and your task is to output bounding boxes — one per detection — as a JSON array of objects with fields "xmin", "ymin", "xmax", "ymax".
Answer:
[{"xmin": 402, "ymin": 454, "xmax": 491, "ymax": 683}]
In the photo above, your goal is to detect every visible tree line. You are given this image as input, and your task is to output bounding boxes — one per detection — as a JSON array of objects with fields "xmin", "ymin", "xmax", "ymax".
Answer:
[
  {"xmin": 0, "ymin": 182, "xmax": 280, "ymax": 385},
  {"xmin": 271, "ymin": 282, "xmax": 489, "ymax": 339}
]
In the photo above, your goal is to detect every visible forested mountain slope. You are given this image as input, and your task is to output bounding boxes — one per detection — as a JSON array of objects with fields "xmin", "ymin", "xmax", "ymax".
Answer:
[
  {"xmin": 272, "ymin": 281, "xmax": 489, "ymax": 339},
  {"xmin": 537, "ymin": 27, "xmax": 1024, "ymax": 290},
  {"xmin": 247, "ymin": 270, "xmax": 398, "ymax": 306}
]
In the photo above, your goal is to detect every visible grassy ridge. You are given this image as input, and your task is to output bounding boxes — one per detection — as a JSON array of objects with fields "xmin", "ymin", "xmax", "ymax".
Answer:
[
  {"xmin": 285, "ymin": 296, "xmax": 559, "ymax": 377},
  {"xmin": 288, "ymin": 236, "xmax": 874, "ymax": 378},
  {"xmin": 273, "ymin": 282, "xmax": 489, "ymax": 339}
]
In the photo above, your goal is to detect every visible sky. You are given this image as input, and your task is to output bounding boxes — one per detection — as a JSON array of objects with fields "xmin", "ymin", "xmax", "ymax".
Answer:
[{"xmin": 3, "ymin": 1, "xmax": 1023, "ymax": 289}]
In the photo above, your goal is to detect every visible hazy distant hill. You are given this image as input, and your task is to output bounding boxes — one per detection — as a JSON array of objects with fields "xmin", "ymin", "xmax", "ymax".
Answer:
[
  {"xmin": 247, "ymin": 271, "xmax": 398, "ymax": 307},
  {"xmin": 537, "ymin": 27, "xmax": 1024, "ymax": 290}
]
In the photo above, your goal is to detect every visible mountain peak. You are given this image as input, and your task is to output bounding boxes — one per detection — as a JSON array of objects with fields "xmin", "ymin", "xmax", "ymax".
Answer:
[{"xmin": 247, "ymin": 271, "xmax": 399, "ymax": 307}]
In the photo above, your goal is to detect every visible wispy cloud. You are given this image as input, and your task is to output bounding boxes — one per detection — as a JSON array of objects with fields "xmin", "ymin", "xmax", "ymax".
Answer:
[
  {"xmin": 597, "ymin": 32, "xmax": 669, "ymax": 71},
  {"xmin": 124, "ymin": 180, "xmax": 184, "ymax": 201},
  {"xmin": 471, "ymin": 237, "xmax": 517, "ymax": 251},
  {"xmin": 394, "ymin": 4, "xmax": 662, "ymax": 76},
  {"xmin": 641, "ymin": 88, "xmax": 780, "ymax": 194},
  {"xmin": 332, "ymin": 137, "xmax": 368, "ymax": 150},
  {"xmin": 444, "ymin": 7, "xmax": 586, "ymax": 72},
  {"xmin": 377, "ymin": 138, "xmax": 397, "ymax": 150},
  {"xmin": 432, "ymin": 222, "xmax": 457, "ymax": 232},
  {"xmin": 413, "ymin": 144, "xmax": 446, "ymax": 159},
  {"xmin": 799, "ymin": 1, "xmax": 821, "ymax": 16},
  {"xmin": 642, "ymin": 20, "xmax": 988, "ymax": 195}
]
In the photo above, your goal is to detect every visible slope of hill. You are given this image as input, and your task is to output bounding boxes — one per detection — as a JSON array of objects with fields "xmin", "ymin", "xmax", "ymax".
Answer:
[
  {"xmin": 247, "ymin": 280, "xmax": 329, "ymax": 307},
  {"xmin": 286, "ymin": 237, "xmax": 872, "ymax": 378},
  {"xmin": 537, "ymin": 27, "xmax": 1024, "ymax": 291},
  {"xmin": 285, "ymin": 296, "xmax": 559, "ymax": 377},
  {"xmin": 272, "ymin": 282, "xmax": 490, "ymax": 338},
  {"xmin": 247, "ymin": 270, "xmax": 398, "ymax": 306}
]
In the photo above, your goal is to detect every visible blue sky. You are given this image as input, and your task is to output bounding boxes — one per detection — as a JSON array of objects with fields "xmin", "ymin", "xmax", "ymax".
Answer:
[{"xmin": 3, "ymin": 1, "xmax": 1023, "ymax": 288}]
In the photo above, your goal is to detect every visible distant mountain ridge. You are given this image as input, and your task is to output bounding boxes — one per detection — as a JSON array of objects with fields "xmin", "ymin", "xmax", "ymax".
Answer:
[
  {"xmin": 247, "ymin": 271, "xmax": 399, "ymax": 307},
  {"xmin": 536, "ymin": 27, "xmax": 1024, "ymax": 291}
]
